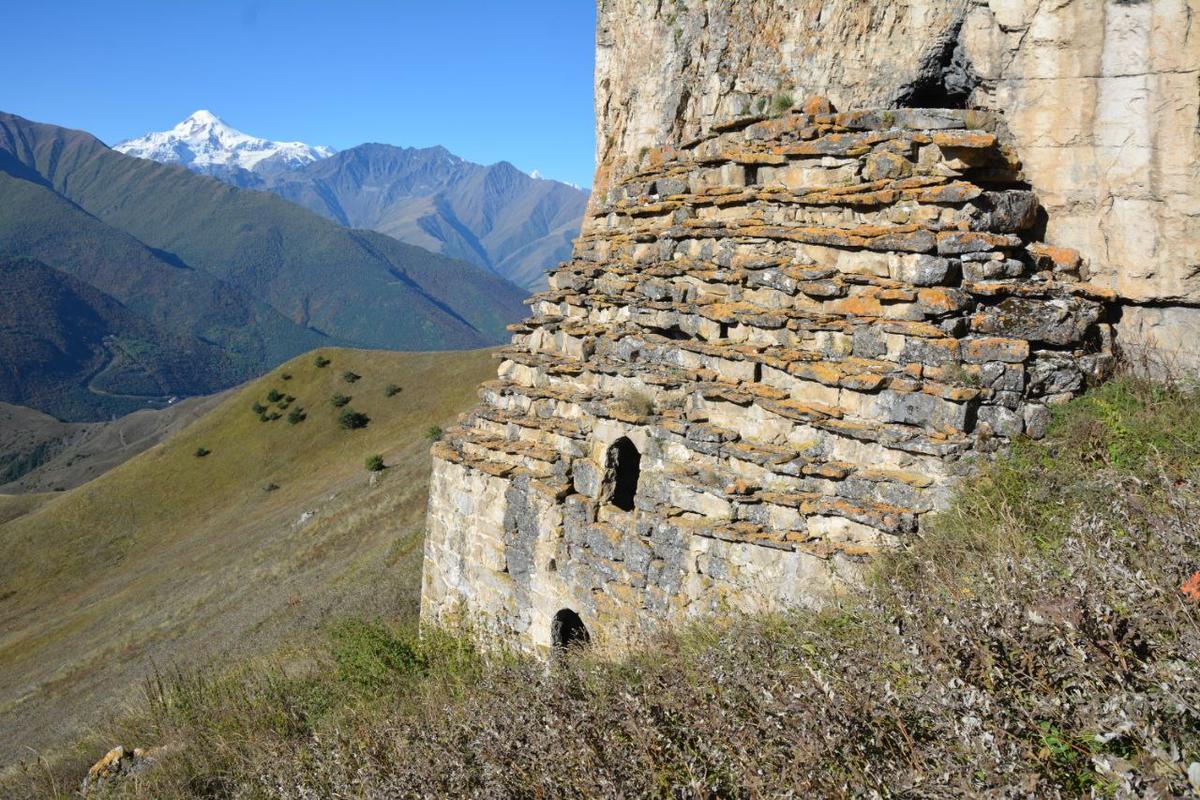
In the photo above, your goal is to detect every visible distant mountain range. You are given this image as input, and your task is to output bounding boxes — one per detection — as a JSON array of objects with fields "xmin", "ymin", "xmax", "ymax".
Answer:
[
  {"xmin": 0, "ymin": 111, "xmax": 528, "ymax": 420},
  {"xmin": 116, "ymin": 112, "xmax": 587, "ymax": 290}
]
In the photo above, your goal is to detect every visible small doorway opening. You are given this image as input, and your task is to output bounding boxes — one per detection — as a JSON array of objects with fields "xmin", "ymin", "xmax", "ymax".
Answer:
[
  {"xmin": 551, "ymin": 608, "xmax": 590, "ymax": 651},
  {"xmin": 605, "ymin": 436, "xmax": 641, "ymax": 512}
]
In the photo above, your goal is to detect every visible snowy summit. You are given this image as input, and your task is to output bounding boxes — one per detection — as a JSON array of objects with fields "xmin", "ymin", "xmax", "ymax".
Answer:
[{"xmin": 114, "ymin": 110, "xmax": 334, "ymax": 174}]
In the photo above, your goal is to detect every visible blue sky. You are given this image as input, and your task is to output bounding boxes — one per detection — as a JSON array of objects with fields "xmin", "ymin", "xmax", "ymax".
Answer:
[{"xmin": 4, "ymin": 0, "xmax": 598, "ymax": 187}]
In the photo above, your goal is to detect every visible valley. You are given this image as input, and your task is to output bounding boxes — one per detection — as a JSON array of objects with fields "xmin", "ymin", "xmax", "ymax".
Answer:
[
  {"xmin": 0, "ymin": 394, "xmax": 227, "ymax": 494},
  {"xmin": 0, "ymin": 347, "xmax": 496, "ymax": 768}
]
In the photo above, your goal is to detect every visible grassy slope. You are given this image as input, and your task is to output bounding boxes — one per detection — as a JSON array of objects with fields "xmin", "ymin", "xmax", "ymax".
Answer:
[
  {"xmin": 21, "ymin": 377, "xmax": 1197, "ymax": 799},
  {"xmin": 0, "ymin": 347, "xmax": 496, "ymax": 769},
  {"xmin": 0, "ymin": 393, "xmax": 227, "ymax": 493}
]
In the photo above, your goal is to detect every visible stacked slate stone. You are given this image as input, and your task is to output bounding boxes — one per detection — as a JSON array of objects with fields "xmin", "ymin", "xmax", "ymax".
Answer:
[{"xmin": 422, "ymin": 101, "xmax": 1113, "ymax": 655}]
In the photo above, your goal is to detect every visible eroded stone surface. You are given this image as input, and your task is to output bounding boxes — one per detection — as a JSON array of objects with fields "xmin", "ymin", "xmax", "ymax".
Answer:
[{"xmin": 421, "ymin": 106, "xmax": 1113, "ymax": 656}]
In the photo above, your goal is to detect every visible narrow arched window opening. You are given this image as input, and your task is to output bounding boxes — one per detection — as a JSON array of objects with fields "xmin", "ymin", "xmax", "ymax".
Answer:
[
  {"xmin": 551, "ymin": 608, "xmax": 590, "ymax": 651},
  {"xmin": 605, "ymin": 436, "xmax": 641, "ymax": 512}
]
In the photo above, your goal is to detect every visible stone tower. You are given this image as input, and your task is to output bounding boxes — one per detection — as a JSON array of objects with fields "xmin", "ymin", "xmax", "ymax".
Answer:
[
  {"xmin": 421, "ymin": 0, "xmax": 1195, "ymax": 656},
  {"xmin": 421, "ymin": 99, "xmax": 1112, "ymax": 654}
]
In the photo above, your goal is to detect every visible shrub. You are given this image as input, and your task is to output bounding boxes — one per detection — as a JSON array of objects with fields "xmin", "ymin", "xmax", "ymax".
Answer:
[
  {"xmin": 314, "ymin": 355, "xmax": 331, "ymax": 368},
  {"xmin": 338, "ymin": 409, "xmax": 370, "ymax": 430},
  {"xmin": 425, "ymin": 425, "xmax": 444, "ymax": 442},
  {"xmin": 284, "ymin": 395, "xmax": 296, "ymax": 403},
  {"xmin": 193, "ymin": 447, "xmax": 211, "ymax": 458},
  {"xmin": 385, "ymin": 384, "xmax": 401, "ymax": 397},
  {"xmin": 329, "ymin": 620, "xmax": 421, "ymax": 691},
  {"xmin": 266, "ymin": 389, "xmax": 283, "ymax": 403},
  {"xmin": 263, "ymin": 483, "xmax": 280, "ymax": 492},
  {"xmin": 251, "ymin": 402, "xmax": 267, "ymax": 415},
  {"xmin": 267, "ymin": 412, "xmax": 282, "ymax": 421},
  {"xmin": 287, "ymin": 407, "xmax": 306, "ymax": 425},
  {"xmin": 617, "ymin": 388, "xmax": 655, "ymax": 417},
  {"xmin": 342, "ymin": 371, "xmax": 362, "ymax": 384},
  {"xmin": 365, "ymin": 454, "xmax": 385, "ymax": 472},
  {"xmin": 330, "ymin": 393, "xmax": 351, "ymax": 408},
  {"xmin": 769, "ymin": 91, "xmax": 795, "ymax": 117},
  {"xmin": 281, "ymin": 373, "xmax": 292, "ymax": 381}
]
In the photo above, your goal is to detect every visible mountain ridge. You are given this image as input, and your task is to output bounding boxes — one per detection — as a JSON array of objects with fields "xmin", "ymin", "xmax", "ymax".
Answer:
[
  {"xmin": 115, "ymin": 112, "xmax": 588, "ymax": 290},
  {"xmin": 0, "ymin": 111, "xmax": 528, "ymax": 420},
  {"xmin": 0, "ymin": 257, "xmax": 242, "ymax": 421}
]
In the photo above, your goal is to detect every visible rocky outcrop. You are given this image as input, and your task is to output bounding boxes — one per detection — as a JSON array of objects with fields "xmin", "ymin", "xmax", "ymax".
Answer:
[
  {"xmin": 421, "ymin": 101, "xmax": 1113, "ymax": 654},
  {"xmin": 594, "ymin": 0, "xmax": 1200, "ymax": 365}
]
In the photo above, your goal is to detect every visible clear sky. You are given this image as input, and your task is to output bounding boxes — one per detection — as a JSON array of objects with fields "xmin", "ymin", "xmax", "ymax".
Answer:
[{"xmin": 3, "ymin": 0, "xmax": 598, "ymax": 187}]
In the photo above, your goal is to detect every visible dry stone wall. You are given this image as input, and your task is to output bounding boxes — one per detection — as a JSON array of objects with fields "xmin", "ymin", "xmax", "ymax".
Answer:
[
  {"xmin": 594, "ymin": 0, "xmax": 1200, "ymax": 367},
  {"xmin": 421, "ymin": 101, "xmax": 1114, "ymax": 655}
]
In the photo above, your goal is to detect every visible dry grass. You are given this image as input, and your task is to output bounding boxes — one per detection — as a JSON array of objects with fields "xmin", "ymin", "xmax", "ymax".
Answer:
[
  {"xmin": 8, "ymin": 376, "xmax": 1200, "ymax": 798},
  {"xmin": 0, "ymin": 347, "xmax": 496, "ymax": 777}
]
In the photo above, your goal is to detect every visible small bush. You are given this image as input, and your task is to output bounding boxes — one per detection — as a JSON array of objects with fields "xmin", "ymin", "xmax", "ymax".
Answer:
[
  {"xmin": 284, "ymin": 394, "xmax": 296, "ymax": 403},
  {"xmin": 193, "ymin": 447, "xmax": 211, "ymax": 458},
  {"xmin": 267, "ymin": 412, "xmax": 282, "ymax": 421},
  {"xmin": 617, "ymin": 388, "xmax": 655, "ymax": 417},
  {"xmin": 342, "ymin": 371, "xmax": 362, "ymax": 384},
  {"xmin": 338, "ymin": 409, "xmax": 370, "ymax": 430},
  {"xmin": 385, "ymin": 384, "xmax": 401, "ymax": 397},
  {"xmin": 266, "ymin": 389, "xmax": 283, "ymax": 403},
  {"xmin": 769, "ymin": 91, "xmax": 795, "ymax": 117},
  {"xmin": 331, "ymin": 393, "xmax": 351, "ymax": 408},
  {"xmin": 251, "ymin": 402, "xmax": 267, "ymax": 415},
  {"xmin": 263, "ymin": 483, "xmax": 280, "ymax": 492},
  {"xmin": 426, "ymin": 425, "xmax": 444, "ymax": 442},
  {"xmin": 314, "ymin": 355, "xmax": 331, "ymax": 368},
  {"xmin": 365, "ymin": 454, "xmax": 385, "ymax": 472},
  {"xmin": 287, "ymin": 407, "xmax": 306, "ymax": 425},
  {"xmin": 281, "ymin": 373, "xmax": 292, "ymax": 381}
]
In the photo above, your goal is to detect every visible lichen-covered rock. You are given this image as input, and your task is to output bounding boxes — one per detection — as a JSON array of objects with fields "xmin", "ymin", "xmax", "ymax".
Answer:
[
  {"xmin": 80, "ymin": 745, "xmax": 162, "ymax": 796},
  {"xmin": 421, "ymin": 104, "xmax": 1113, "ymax": 656}
]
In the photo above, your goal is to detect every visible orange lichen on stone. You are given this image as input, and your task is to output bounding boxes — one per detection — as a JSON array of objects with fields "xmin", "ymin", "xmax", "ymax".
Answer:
[
  {"xmin": 931, "ymin": 130, "xmax": 997, "ymax": 149},
  {"xmin": 1027, "ymin": 242, "xmax": 1082, "ymax": 273},
  {"xmin": 1181, "ymin": 571, "xmax": 1200, "ymax": 603}
]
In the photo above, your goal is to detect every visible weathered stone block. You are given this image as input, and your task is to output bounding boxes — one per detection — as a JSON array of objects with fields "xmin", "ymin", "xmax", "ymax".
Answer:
[{"xmin": 962, "ymin": 337, "xmax": 1030, "ymax": 364}]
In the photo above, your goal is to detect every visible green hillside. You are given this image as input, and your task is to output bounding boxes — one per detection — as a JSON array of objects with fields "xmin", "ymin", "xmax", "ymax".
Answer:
[
  {"xmin": 0, "ymin": 258, "xmax": 240, "ymax": 420},
  {"xmin": 0, "ymin": 112, "xmax": 528, "ymax": 352},
  {"xmin": 0, "ymin": 156, "xmax": 329, "ymax": 377},
  {"xmin": 0, "ymin": 347, "xmax": 497, "ymax": 768},
  {"xmin": 0, "ymin": 393, "xmax": 227, "ymax": 494}
]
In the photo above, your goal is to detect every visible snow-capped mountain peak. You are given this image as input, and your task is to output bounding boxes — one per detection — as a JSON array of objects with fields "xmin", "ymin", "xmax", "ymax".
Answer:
[{"xmin": 115, "ymin": 110, "xmax": 335, "ymax": 174}]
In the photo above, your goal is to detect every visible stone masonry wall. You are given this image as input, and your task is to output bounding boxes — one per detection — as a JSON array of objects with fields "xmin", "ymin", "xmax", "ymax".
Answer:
[
  {"xmin": 421, "ymin": 102, "xmax": 1114, "ymax": 656},
  {"xmin": 594, "ymin": 0, "xmax": 1200, "ymax": 368}
]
